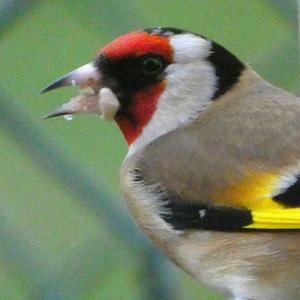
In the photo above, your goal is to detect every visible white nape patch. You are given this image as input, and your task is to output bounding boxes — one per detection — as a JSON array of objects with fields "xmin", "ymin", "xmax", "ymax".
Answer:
[
  {"xmin": 170, "ymin": 33, "xmax": 212, "ymax": 63},
  {"xmin": 99, "ymin": 87, "xmax": 120, "ymax": 121},
  {"xmin": 128, "ymin": 34, "xmax": 216, "ymax": 156}
]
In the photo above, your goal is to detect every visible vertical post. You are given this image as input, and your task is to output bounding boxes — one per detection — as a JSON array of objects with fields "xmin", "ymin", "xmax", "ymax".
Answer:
[
  {"xmin": 0, "ymin": 2, "xmax": 178, "ymax": 299},
  {"xmin": 298, "ymin": 0, "xmax": 300, "ymax": 70}
]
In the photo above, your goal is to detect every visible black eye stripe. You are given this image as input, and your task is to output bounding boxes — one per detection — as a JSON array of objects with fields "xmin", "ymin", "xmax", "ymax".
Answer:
[
  {"xmin": 142, "ymin": 57, "xmax": 161, "ymax": 72},
  {"xmin": 96, "ymin": 53, "xmax": 168, "ymax": 97},
  {"xmin": 139, "ymin": 54, "xmax": 166, "ymax": 75}
]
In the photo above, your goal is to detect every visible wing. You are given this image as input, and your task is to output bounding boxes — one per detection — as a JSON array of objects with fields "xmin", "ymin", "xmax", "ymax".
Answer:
[
  {"xmin": 158, "ymin": 177, "xmax": 300, "ymax": 231},
  {"xmin": 138, "ymin": 81, "xmax": 300, "ymax": 230}
]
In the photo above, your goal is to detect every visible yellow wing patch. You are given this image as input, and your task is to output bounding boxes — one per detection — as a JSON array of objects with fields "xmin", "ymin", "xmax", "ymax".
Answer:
[
  {"xmin": 211, "ymin": 171, "xmax": 300, "ymax": 229},
  {"xmin": 212, "ymin": 172, "xmax": 282, "ymax": 210},
  {"xmin": 246, "ymin": 208, "xmax": 300, "ymax": 229}
]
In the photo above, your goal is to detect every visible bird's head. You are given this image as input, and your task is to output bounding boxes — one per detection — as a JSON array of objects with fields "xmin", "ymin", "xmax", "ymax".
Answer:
[{"xmin": 42, "ymin": 27, "xmax": 244, "ymax": 152}]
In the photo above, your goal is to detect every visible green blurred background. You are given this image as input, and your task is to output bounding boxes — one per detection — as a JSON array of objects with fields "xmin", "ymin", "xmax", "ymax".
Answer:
[{"xmin": 0, "ymin": 1, "xmax": 299, "ymax": 299}]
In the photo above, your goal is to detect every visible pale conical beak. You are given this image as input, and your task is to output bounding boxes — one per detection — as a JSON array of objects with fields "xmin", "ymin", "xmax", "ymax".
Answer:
[
  {"xmin": 41, "ymin": 62, "xmax": 120, "ymax": 120},
  {"xmin": 41, "ymin": 62, "xmax": 100, "ymax": 94}
]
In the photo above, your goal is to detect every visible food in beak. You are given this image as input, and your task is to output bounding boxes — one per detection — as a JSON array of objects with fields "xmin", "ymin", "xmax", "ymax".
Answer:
[
  {"xmin": 42, "ymin": 63, "xmax": 120, "ymax": 121},
  {"xmin": 43, "ymin": 87, "xmax": 99, "ymax": 119},
  {"xmin": 43, "ymin": 87, "xmax": 120, "ymax": 121}
]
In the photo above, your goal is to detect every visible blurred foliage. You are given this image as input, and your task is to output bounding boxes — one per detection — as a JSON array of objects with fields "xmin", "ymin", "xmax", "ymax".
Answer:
[{"xmin": 0, "ymin": 1, "xmax": 298, "ymax": 299}]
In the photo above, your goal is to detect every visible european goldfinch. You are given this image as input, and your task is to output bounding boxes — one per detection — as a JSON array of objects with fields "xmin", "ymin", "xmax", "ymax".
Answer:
[{"xmin": 42, "ymin": 28, "xmax": 300, "ymax": 300}]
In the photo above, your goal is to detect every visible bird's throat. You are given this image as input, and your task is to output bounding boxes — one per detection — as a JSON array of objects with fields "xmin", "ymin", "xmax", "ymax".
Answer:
[{"xmin": 115, "ymin": 82, "xmax": 165, "ymax": 144}]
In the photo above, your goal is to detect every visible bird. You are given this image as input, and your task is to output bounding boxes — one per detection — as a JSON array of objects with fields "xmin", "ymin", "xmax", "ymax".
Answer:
[{"xmin": 42, "ymin": 27, "xmax": 300, "ymax": 300}]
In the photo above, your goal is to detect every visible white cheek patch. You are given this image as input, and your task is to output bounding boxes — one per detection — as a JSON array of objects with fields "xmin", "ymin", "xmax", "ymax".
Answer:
[
  {"xmin": 98, "ymin": 87, "xmax": 120, "ymax": 121},
  {"xmin": 127, "ymin": 35, "xmax": 216, "ymax": 156}
]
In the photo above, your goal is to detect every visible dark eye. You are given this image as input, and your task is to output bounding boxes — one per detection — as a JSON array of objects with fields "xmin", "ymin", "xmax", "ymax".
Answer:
[{"xmin": 140, "ymin": 55, "xmax": 164, "ymax": 76}]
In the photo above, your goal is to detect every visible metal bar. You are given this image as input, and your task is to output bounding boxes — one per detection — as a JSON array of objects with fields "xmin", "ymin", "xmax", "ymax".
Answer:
[
  {"xmin": 0, "ymin": 1, "xmax": 177, "ymax": 298},
  {"xmin": 0, "ymin": 205, "xmax": 47, "ymax": 291},
  {"xmin": 298, "ymin": 0, "xmax": 300, "ymax": 69},
  {"xmin": 141, "ymin": 247, "xmax": 178, "ymax": 300},
  {"xmin": 270, "ymin": 0, "xmax": 297, "ymax": 24},
  {"xmin": 0, "ymin": 90, "xmax": 147, "ymax": 247},
  {"xmin": 0, "ymin": 0, "xmax": 33, "ymax": 34},
  {"xmin": 0, "ymin": 89, "xmax": 176, "ymax": 300}
]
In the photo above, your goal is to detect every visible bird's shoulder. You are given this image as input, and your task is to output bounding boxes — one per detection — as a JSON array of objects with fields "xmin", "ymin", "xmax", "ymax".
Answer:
[{"xmin": 137, "ymin": 76, "xmax": 300, "ymax": 197}]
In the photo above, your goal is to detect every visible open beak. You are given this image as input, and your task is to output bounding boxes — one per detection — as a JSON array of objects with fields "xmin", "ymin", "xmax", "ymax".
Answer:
[{"xmin": 41, "ymin": 62, "xmax": 120, "ymax": 120}]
